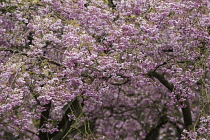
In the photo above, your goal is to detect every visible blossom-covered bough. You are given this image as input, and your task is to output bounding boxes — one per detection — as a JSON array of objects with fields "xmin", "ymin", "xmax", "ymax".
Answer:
[{"xmin": 0, "ymin": 0, "xmax": 209, "ymax": 139}]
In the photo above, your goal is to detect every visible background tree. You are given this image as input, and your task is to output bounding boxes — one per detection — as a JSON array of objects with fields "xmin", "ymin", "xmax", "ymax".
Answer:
[{"xmin": 0, "ymin": 0, "xmax": 209, "ymax": 139}]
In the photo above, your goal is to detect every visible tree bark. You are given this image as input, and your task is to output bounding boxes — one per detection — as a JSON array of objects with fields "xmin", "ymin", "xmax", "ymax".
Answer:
[{"xmin": 147, "ymin": 71, "xmax": 192, "ymax": 129}]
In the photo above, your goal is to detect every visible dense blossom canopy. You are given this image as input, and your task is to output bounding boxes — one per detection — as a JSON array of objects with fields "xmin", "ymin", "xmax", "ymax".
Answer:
[{"xmin": 0, "ymin": 0, "xmax": 209, "ymax": 139}]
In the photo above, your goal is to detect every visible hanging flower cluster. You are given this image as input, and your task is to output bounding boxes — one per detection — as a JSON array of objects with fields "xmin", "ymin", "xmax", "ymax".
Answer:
[{"xmin": 0, "ymin": 0, "xmax": 209, "ymax": 139}]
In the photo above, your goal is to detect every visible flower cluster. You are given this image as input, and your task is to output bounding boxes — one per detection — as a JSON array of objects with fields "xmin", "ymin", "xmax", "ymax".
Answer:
[
  {"xmin": 181, "ymin": 116, "xmax": 210, "ymax": 140},
  {"xmin": 0, "ymin": 0, "xmax": 209, "ymax": 139}
]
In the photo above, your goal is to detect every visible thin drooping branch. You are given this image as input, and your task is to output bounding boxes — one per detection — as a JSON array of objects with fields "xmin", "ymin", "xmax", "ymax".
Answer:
[
  {"xmin": 0, "ymin": 47, "xmax": 64, "ymax": 67},
  {"xmin": 147, "ymin": 71, "xmax": 192, "ymax": 129}
]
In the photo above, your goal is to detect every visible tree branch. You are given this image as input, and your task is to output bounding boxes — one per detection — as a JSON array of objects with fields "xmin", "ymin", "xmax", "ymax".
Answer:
[
  {"xmin": 145, "ymin": 115, "xmax": 168, "ymax": 140},
  {"xmin": 49, "ymin": 98, "xmax": 84, "ymax": 140},
  {"xmin": 147, "ymin": 71, "xmax": 174, "ymax": 92},
  {"xmin": 0, "ymin": 47, "xmax": 64, "ymax": 67},
  {"xmin": 39, "ymin": 102, "xmax": 52, "ymax": 140},
  {"xmin": 147, "ymin": 71, "xmax": 192, "ymax": 129}
]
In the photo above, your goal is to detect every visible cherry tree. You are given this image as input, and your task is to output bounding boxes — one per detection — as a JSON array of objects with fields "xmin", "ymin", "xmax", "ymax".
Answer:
[{"xmin": 0, "ymin": 0, "xmax": 209, "ymax": 139}]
